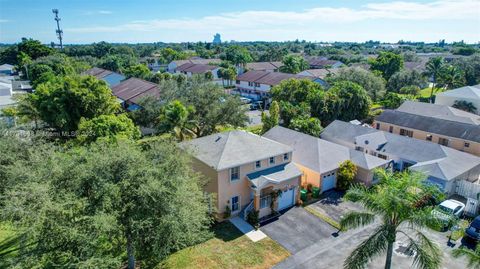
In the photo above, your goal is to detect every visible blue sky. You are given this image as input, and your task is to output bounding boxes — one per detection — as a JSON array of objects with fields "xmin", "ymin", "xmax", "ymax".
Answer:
[{"xmin": 0, "ymin": 0, "xmax": 479, "ymax": 44}]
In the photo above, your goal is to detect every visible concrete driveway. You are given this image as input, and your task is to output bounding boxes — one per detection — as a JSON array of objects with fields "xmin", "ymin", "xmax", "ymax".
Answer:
[
  {"xmin": 260, "ymin": 206, "xmax": 337, "ymax": 254},
  {"xmin": 265, "ymin": 191, "xmax": 469, "ymax": 269}
]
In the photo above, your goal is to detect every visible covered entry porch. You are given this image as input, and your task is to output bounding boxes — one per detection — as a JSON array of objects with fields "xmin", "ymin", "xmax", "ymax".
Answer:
[{"xmin": 244, "ymin": 163, "xmax": 302, "ymax": 219}]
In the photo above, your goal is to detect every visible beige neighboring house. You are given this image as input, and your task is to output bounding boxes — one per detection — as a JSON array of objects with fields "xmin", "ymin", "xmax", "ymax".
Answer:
[
  {"xmin": 263, "ymin": 126, "xmax": 389, "ymax": 190},
  {"xmin": 244, "ymin": 62, "xmax": 284, "ymax": 73},
  {"xmin": 374, "ymin": 101, "xmax": 480, "ymax": 156},
  {"xmin": 179, "ymin": 130, "xmax": 302, "ymax": 221},
  {"xmin": 167, "ymin": 58, "xmax": 221, "ymax": 73}
]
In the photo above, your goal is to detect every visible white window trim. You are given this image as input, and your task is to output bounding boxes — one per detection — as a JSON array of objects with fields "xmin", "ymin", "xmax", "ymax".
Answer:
[
  {"xmin": 254, "ymin": 160, "xmax": 262, "ymax": 170},
  {"xmin": 269, "ymin": 157, "xmax": 276, "ymax": 166},
  {"xmin": 231, "ymin": 195, "xmax": 241, "ymax": 213},
  {"xmin": 230, "ymin": 166, "xmax": 240, "ymax": 182}
]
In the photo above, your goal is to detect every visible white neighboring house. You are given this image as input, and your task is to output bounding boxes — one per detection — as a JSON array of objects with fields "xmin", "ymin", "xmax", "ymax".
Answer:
[
  {"xmin": 0, "ymin": 64, "xmax": 15, "ymax": 75},
  {"xmin": 235, "ymin": 70, "xmax": 319, "ymax": 101},
  {"xmin": 435, "ymin": 85, "xmax": 480, "ymax": 115},
  {"xmin": 175, "ymin": 63, "xmax": 222, "ymax": 85},
  {"xmin": 167, "ymin": 58, "xmax": 221, "ymax": 73}
]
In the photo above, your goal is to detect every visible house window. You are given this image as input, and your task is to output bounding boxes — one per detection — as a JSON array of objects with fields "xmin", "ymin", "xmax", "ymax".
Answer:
[
  {"xmin": 231, "ymin": 196, "xmax": 240, "ymax": 212},
  {"xmin": 269, "ymin": 157, "xmax": 275, "ymax": 165},
  {"xmin": 426, "ymin": 135, "xmax": 432, "ymax": 141},
  {"xmin": 378, "ymin": 154, "xmax": 388, "ymax": 160},
  {"xmin": 254, "ymin": 82, "xmax": 260, "ymax": 87},
  {"xmin": 255, "ymin": 160, "xmax": 261, "ymax": 169},
  {"xmin": 260, "ymin": 195, "xmax": 271, "ymax": 209},
  {"xmin": 465, "ymin": 142, "xmax": 470, "ymax": 148},
  {"xmin": 283, "ymin": 153, "xmax": 289, "ymax": 161},
  {"xmin": 389, "ymin": 126, "xmax": 393, "ymax": 133},
  {"xmin": 399, "ymin": 129, "xmax": 413, "ymax": 137},
  {"xmin": 376, "ymin": 123, "xmax": 380, "ymax": 130},
  {"xmin": 236, "ymin": 80, "xmax": 240, "ymax": 84},
  {"xmin": 438, "ymin": 137, "xmax": 449, "ymax": 146},
  {"xmin": 230, "ymin": 166, "xmax": 240, "ymax": 181},
  {"xmin": 248, "ymin": 82, "xmax": 254, "ymax": 86},
  {"xmin": 355, "ymin": 146, "xmax": 364, "ymax": 151}
]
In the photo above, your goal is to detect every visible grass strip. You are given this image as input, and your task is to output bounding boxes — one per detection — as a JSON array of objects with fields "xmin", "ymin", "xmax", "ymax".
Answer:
[{"xmin": 304, "ymin": 206, "xmax": 342, "ymax": 231}]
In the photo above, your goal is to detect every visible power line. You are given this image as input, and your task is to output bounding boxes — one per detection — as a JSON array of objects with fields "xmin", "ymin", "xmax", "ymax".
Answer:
[{"xmin": 52, "ymin": 9, "xmax": 63, "ymax": 49}]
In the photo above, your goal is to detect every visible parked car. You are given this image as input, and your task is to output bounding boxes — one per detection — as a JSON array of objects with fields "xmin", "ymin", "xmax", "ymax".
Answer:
[
  {"xmin": 466, "ymin": 216, "xmax": 480, "ymax": 241},
  {"xmin": 240, "ymin": 97, "xmax": 252, "ymax": 104},
  {"xmin": 250, "ymin": 101, "xmax": 262, "ymax": 110},
  {"xmin": 432, "ymin": 199, "xmax": 466, "ymax": 229}
]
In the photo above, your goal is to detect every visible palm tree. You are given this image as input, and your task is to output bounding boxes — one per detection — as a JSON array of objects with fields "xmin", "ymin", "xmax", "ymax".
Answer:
[
  {"xmin": 452, "ymin": 100, "xmax": 477, "ymax": 113},
  {"xmin": 157, "ymin": 100, "xmax": 196, "ymax": 141},
  {"xmin": 439, "ymin": 65, "xmax": 465, "ymax": 90},
  {"xmin": 453, "ymin": 244, "xmax": 480, "ymax": 269},
  {"xmin": 425, "ymin": 57, "xmax": 444, "ymax": 103},
  {"xmin": 340, "ymin": 170, "xmax": 443, "ymax": 269}
]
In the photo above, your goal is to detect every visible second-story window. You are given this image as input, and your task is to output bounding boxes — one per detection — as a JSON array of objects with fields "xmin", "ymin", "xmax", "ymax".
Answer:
[
  {"xmin": 230, "ymin": 166, "xmax": 240, "ymax": 181},
  {"xmin": 236, "ymin": 80, "xmax": 240, "ymax": 84},
  {"xmin": 269, "ymin": 157, "xmax": 275, "ymax": 165},
  {"xmin": 254, "ymin": 82, "xmax": 260, "ymax": 87},
  {"xmin": 255, "ymin": 160, "xmax": 261, "ymax": 169},
  {"xmin": 248, "ymin": 82, "xmax": 254, "ymax": 86},
  {"xmin": 438, "ymin": 137, "xmax": 449, "ymax": 146},
  {"xmin": 283, "ymin": 153, "xmax": 289, "ymax": 161}
]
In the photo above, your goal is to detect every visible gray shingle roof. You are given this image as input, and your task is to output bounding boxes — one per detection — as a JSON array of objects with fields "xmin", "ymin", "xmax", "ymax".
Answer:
[
  {"xmin": 263, "ymin": 126, "xmax": 388, "ymax": 173},
  {"xmin": 321, "ymin": 120, "xmax": 480, "ymax": 181},
  {"xmin": 376, "ymin": 110, "xmax": 480, "ymax": 143},
  {"xmin": 236, "ymin": 70, "xmax": 315, "ymax": 86},
  {"xmin": 436, "ymin": 85, "xmax": 480, "ymax": 99},
  {"xmin": 397, "ymin": 101, "xmax": 480, "ymax": 125},
  {"xmin": 179, "ymin": 130, "xmax": 292, "ymax": 170}
]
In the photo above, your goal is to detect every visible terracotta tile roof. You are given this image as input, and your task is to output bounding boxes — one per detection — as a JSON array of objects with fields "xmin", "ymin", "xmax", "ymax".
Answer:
[
  {"xmin": 83, "ymin": 67, "xmax": 113, "ymax": 79},
  {"xmin": 178, "ymin": 63, "xmax": 218, "ymax": 74},
  {"xmin": 237, "ymin": 70, "xmax": 314, "ymax": 86},
  {"xmin": 111, "ymin": 78, "xmax": 160, "ymax": 104}
]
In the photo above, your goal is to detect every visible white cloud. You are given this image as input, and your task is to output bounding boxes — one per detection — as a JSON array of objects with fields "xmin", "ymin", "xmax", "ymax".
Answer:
[
  {"xmin": 0, "ymin": 19, "xmax": 10, "ymax": 23},
  {"xmin": 66, "ymin": 0, "xmax": 480, "ymax": 42},
  {"xmin": 84, "ymin": 10, "xmax": 113, "ymax": 15}
]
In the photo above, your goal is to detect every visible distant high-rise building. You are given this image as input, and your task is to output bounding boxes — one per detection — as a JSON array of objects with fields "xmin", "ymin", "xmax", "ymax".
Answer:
[{"xmin": 212, "ymin": 33, "xmax": 221, "ymax": 44}]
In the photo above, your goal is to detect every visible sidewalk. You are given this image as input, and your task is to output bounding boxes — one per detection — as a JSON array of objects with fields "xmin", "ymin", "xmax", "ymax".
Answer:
[{"xmin": 230, "ymin": 216, "xmax": 267, "ymax": 242}]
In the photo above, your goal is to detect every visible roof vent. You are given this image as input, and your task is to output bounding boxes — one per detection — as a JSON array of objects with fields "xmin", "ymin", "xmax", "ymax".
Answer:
[{"xmin": 365, "ymin": 140, "xmax": 369, "ymax": 145}]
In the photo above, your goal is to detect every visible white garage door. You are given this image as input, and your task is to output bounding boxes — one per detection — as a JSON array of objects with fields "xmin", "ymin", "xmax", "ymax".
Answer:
[
  {"xmin": 278, "ymin": 188, "xmax": 295, "ymax": 211},
  {"xmin": 321, "ymin": 172, "xmax": 336, "ymax": 192}
]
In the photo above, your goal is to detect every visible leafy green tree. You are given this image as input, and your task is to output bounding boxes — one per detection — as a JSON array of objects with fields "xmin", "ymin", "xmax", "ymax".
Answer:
[
  {"xmin": 381, "ymin": 92, "xmax": 415, "ymax": 109},
  {"xmin": 271, "ymin": 78, "xmax": 324, "ymax": 106},
  {"xmin": 453, "ymin": 55, "xmax": 480, "ymax": 85},
  {"xmin": 217, "ymin": 66, "xmax": 237, "ymax": 86},
  {"xmin": 337, "ymin": 160, "xmax": 357, "ymax": 191},
  {"xmin": 157, "ymin": 100, "xmax": 196, "ymax": 141},
  {"xmin": 330, "ymin": 67, "xmax": 386, "ymax": 101},
  {"xmin": 16, "ymin": 38, "xmax": 54, "ymax": 60},
  {"xmin": 1, "ymin": 140, "xmax": 212, "ymax": 268},
  {"xmin": 154, "ymin": 77, "xmax": 248, "ymax": 137},
  {"xmin": 280, "ymin": 55, "xmax": 309, "ymax": 74},
  {"xmin": 278, "ymin": 101, "xmax": 311, "ymax": 127},
  {"xmin": 261, "ymin": 101, "xmax": 280, "ymax": 133},
  {"xmin": 340, "ymin": 170, "xmax": 442, "ymax": 269},
  {"xmin": 326, "ymin": 81, "xmax": 371, "ymax": 122},
  {"xmin": 204, "ymin": 70, "xmax": 214, "ymax": 80},
  {"xmin": 399, "ymin": 85, "xmax": 421, "ymax": 96},
  {"xmin": 76, "ymin": 114, "xmax": 141, "ymax": 144},
  {"xmin": 123, "ymin": 64, "xmax": 151, "ymax": 80},
  {"xmin": 453, "ymin": 244, "xmax": 480, "ymax": 269},
  {"xmin": 223, "ymin": 46, "xmax": 253, "ymax": 67},
  {"xmin": 32, "ymin": 75, "xmax": 120, "ymax": 132},
  {"xmin": 99, "ymin": 54, "xmax": 137, "ymax": 72},
  {"xmin": 425, "ymin": 57, "xmax": 445, "ymax": 102},
  {"xmin": 289, "ymin": 116, "xmax": 323, "ymax": 137},
  {"xmin": 387, "ymin": 70, "xmax": 426, "ymax": 93},
  {"xmin": 452, "ymin": 100, "xmax": 477, "ymax": 113},
  {"xmin": 369, "ymin": 51, "xmax": 404, "ymax": 80}
]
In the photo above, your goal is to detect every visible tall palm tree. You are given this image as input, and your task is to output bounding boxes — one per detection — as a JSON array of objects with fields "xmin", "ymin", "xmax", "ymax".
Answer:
[
  {"xmin": 425, "ymin": 57, "xmax": 444, "ymax": 103},
  {"xmin": 452, "ymin": 100, "xmax": 477, "ymax": 113},
  {"xmin": 157, "ymin": 100, "xmax": 196, "ymax": 141},
  {"xmin": 439, "ymin": 65, "xmax": 465, "ymax": 90},
  {"xmin": 340, "ymin": 170, "xmax": 442, "ymax": 269},
  {"xmin": 453, "ymin": 244, "xmax": 480, "ymax": 269}
]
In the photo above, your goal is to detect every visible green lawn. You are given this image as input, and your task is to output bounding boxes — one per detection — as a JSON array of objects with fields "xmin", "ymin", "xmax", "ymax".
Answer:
[
  {"xmin": 419, "ymin": 87, "xmax": 445, "ymax": 99},
  {"xmin": 159, "ymin": 222, "xmax": 290, "ymax": 269}
]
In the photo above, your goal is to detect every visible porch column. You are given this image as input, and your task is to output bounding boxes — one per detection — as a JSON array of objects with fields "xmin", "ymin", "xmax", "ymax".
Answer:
[{"xmin": 253, "ymin": 191, "xmax": 261, "ymax": 211}]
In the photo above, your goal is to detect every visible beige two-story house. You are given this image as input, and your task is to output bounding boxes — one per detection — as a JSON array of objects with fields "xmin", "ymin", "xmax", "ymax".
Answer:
[
  {"xmin": 179, "ymin": 130, "xmax": 302, "ymax": 221},
  {"xmin": 374, "ymin": 101, "xmax": 480, "ymax": 156}
]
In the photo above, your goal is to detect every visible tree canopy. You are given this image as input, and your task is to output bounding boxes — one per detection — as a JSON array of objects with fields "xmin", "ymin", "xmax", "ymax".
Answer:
[
  {"xmin": 329, "ymin": 67, "xmax": 386, "ymax": 101},
  {"xmin": 369, "ymin": 51, "xmax": 404, "ymax": 80},
  {"xmin": 76, "ymin": 114, "xmax": 141, "ymax": 144},
  {"xmin": 30, "ymin": 75, "xmax": 120, "ymax": 132},
  {"xmin": 280, "ymin": 55, "xmax": 309, "ymax": 74}
]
